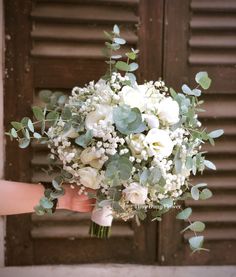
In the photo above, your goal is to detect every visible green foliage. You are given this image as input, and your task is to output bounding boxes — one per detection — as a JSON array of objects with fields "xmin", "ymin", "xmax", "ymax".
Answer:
[
  {"xmin": 32, "ymin": 106, "xmax": 44, "ymax": 121},
  {"xmin": 189, "ymin": 236, "xmax": 204, "ymax": 251},
  {"xmin": 182, "ymin": 221, "xmax": 205, "ymax": 233},
  {"xmin": 195, "ymin": 71, "xmax": 212, "ymax": 89},
  {"xmin": 105, "ymin": 155, "xmax": 133, "ymax": 182},
  {"xmin": 176, "ymin": 208, "xmax": 192, "ymax": 220},
  {"xmin": 75, "ymin": 130, "xmax": 93, "ymax": 148},
  {"xmin": 209, "ymin": 129, "xmax": 224, "ymax": 138},
  {"xmin": 113, "ymin": 105, "xmax": 146, "ymax": 135}
]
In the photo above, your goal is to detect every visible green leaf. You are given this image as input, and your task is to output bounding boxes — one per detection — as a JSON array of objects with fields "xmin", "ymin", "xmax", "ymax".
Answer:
[
  {"xmin": 39, "ymin": 90, "xmax": 52, "ymax": 103},
  {"xmin": 34, "ymin": 205, "xmax": 45, "ymax": 216},
  {"xmin": 11, "ymin": 121, "xmax": 22, "ymax": 131},
  {"xmin": 200, "ymin": 188, "xmax": 213, "ymax": 200},
  {"xmin": 129, "ymin": 62, "xmax": 139, "ymax": 72},
  {"xmin": 209, "ymin": 129, "xmax": 224, "ymax": 138},
  {"xmin": 25, "ymin": 128, "xmax": 30, "ymax": 139},
  {"xmin": 75, "ymin": 130, "xmax": 93, "ymax": 148},
  {"xmin": 169, "ymin": 88, "xmax": 177, "ymax": 99},
  {"xmin": 191, "ymin": 186, "xmax": 200, "ymax": 200},
  {"xmin": 21, "ymin": 117, "xmax": 30, "ymax": 127},
  {"xmin": 189, "ymin": 236, "xmax": 204, "ymax": 250},
  {"xmin": 115, "ymin": 61, "xmax": 130, "ymax": 71},
  {"xmin": 27, "ymin": 119, "xmax": 34, "ymax": 132},
  {"xmin": 111, "ymin": 55, "xmax": 122, "ymax": 59},
  {"xmin": 33, "ymin": 132, "xmax": 42, "ymax": 139},
  {"xmin": 126, "ymin": 52, "xmax": 136, "ymax": 60},
  {"xmin": 50, "ymin": 188, "xmax": 65, "ymax": 199},
  {"xmin": 61, "ymin": 107, "xmax": 72, "ymax": 120},
  {"xmin": 204, "ymin": 160, "xmax": 216, "ymax": 170},
  {"xmin": 32, "ymin": 106, "xmax": 44, "ymax": 121},
  {"xmin": 40, "ymin": 197, "xmax": 54, "ymax": 209},
  {"xmin": 10, "ymin": 128, "xmax": 18, "ymax": 138},
  {"xmin": 176, "ymin": 208, "xmax": 192, "ymax": 220},
  {"xmin": 182, "ymin": 221, "xmax": 205, "ymax": 233},
  {"xmin": 46, "ymin": 111, "xmax": 59, "ymax": 126},
  {"xmin": 195, "ymin": 71, "xmax": 212, "ymax": 89},
  {"xmin": 182, "ymin": 84, "xmax": 201, "ymax": 97},
  {"xmin": 114, "ymin": 37, "xmax": 126, "ymax": 45},
  {"xmin": 18, "ymin": 138, "xmax": 30, "ymax": 148},
  {"xmin": 52, "ymin": 176, "xmax": 63, "ymax": 190},
  {"xmin": 160, "ymin": 198, "xmax": 173, "ymax": 209},
  {"xmin": 189, "ymin": 221, "xmax": 205, "ymax": 232},
  {"xmin": 113, "ymin": 24, "xmax": 120, "ymax": 35}
]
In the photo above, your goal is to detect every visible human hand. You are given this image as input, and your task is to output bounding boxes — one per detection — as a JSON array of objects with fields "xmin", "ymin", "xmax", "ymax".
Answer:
[{"xmin": 58, "ymin": 184, "xmax": 96, "ymax": 213}]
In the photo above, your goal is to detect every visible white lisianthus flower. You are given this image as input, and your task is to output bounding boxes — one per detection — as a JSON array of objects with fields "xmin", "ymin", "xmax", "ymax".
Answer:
[
  {"xmin": 119, "ymin": 85, "xmax": 147, "ymax": 112},
  {"xmin": 158, "ymin": 97, "xmax": 180, "ymax": 125},
  {"xmin": 123, "ymin": 182, "xmax": 148, "ymax": 205},
  {"xmin": 145, "ymin": 128, "xmax": 174, "ymax": 158},
  {"xmin": 126, "ymin": 133, "xmax": 146, "ymax": 158},
  {"xmin": 91, "ymin": 205, "xmax": 113, "ymax": 227},
  {"xmin": 85, "ymin": 104, "xmax": 113, "ymax": 131},
  {"xmin": 143, "ymin": 114, "xmax": 159, "ymax": 129},
  {"xmin": 80, "ymin": 147, "xmax": 105, "ymax": 169},
  {"xmin": 78, "ymin": 167, "xmax": 102, "ymax": 189}
]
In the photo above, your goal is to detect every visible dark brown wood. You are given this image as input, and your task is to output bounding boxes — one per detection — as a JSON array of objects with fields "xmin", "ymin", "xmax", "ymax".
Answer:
[
  {"xmin": 4, "ymin": 0, "xmax": 34, "ymax": 265},
  {"xmin": 4, "ymin": 0, "xmax": 160, "ymax": 265}
]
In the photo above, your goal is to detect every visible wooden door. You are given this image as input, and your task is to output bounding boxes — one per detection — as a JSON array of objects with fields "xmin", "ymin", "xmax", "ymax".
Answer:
[
  {"xmin": 4, "ymin": 0, "xmax": 162, "ymax": 265},
  {"xmin": 4, "ymin": 0, "xmax": 236, "ymax": 266}
]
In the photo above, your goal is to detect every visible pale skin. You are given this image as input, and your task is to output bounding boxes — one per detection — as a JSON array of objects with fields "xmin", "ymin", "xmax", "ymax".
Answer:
[{"xmin": 0, "ymin": 180, "xmax": 94, "ymax": 216}]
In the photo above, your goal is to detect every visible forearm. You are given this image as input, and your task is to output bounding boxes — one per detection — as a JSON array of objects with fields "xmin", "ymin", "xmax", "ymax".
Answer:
[{"xmin": 0, "ymin": 180, "xmax": 68, "ymax": 215}]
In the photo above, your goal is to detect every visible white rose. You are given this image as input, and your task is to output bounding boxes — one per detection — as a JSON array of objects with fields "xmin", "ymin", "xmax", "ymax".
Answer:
[
  {"xmin": 123, "ymin": 182, "xmax": 148, "ymax": 205},
  {"xmin": 126, "ymin": 133, "xmax": 146, "ymax": 158},
  {"xmin": 80, "ymin": 147, "xmax": 105, "ymax": 169},
  {"xmin": 91, "ymin": 204, "xmax": 113, "ymax": 227},
  {"xmin": 85, "ymin": 104, "xmax": 113, "ymax": 131},
  {"xmin": 119, "ymin": 85, "xmax": 147, "ymax": 112},
  {"xmin": 158, "ymin": 97, "xmax": 179, "ymax": 125},
  {"xmin": 78, "ymin": 167, "xmax": 101, "ymax": 189},
  {"xmin": 145, "ymin": 128, "xmax": 174, "ymax": 158},
  {"xmin": 143, "ymin": 114, "xmax": 159, "ymax": 129}
]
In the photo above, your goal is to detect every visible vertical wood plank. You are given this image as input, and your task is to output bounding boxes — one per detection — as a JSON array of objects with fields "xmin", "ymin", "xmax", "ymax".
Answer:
[{"xmin": 4, "ymin": 0, "xmax": 34, "ymax": 265}]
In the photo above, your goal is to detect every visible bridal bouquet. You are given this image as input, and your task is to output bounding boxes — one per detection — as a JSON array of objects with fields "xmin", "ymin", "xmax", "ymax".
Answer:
[{"xmin": 7, "ymin": 25, "xmax": 223, "ymax": 252}]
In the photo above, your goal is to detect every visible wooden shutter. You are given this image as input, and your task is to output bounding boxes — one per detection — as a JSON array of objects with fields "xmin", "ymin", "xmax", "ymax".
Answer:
[
  {"xmin": 4, "ymin": 0, "xmax": 164, "ymax": 265},
  {"xmin": 159, "ymin": 0, "xmax": 236, "ymax": 265}
]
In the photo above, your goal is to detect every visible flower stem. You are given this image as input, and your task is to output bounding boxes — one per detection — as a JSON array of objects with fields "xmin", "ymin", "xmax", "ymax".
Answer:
[{"xmin": 89, "ymin": 221, "xmax": 111, "ymax": 239}]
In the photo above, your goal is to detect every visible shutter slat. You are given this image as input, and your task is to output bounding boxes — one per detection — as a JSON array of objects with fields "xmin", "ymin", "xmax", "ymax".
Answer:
[
  {"xmin": 191, "ymin": 0, "xmax": 236, "ymax": 12},
  {"xmin": 31, "ymin": 3, "xmax": 138, "ymax": 23}
]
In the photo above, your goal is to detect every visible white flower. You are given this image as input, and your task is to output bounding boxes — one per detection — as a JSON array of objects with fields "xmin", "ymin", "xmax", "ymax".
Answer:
[
  {"xmin": 80, "ymin": 147, "xmax": 105, "ymax": 169},
  {"xmin": 119, "ymin": 85, "xmax": 147, "ymax": 112},
  {"xmin": 91, "ymin": 204, "xmax": 113, "ymax": 227},
  {"xmin": 77, "ymin": 167, "xmax": 102, "ymax": 189},
  {"xmin": 85, "ymin": 104, "xmax": 113, "ymax": 131},
  {"xmin": 123, "ymin": 182, "xmax": 148, "ymax": 205},
  {"xmin": 158, "ymin": 97, "xmax": 179, "ymax": 125},
  {"xmin": 126, "ymin": 133, "xmax": 146, "ymax": 158},
  {"xmin": 95, "ymin": 79, "xmax": 113, "ymax": 104},
  {"xmin": 145, "ymin": 128, "xmax": 174, "ymax": 158},
  {"xmin": 143, "ymin": 114, "xmax": 159, "ymax": 129}
]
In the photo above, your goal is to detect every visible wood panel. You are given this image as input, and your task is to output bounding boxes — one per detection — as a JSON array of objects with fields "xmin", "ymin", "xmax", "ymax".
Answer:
[
  {"xmin": 4, "ymin": 0, "xmax": 163, "ymax": 265},
  {"xmin": 159, "ymin": 0, "xmax": 236, "ymax": 265}
]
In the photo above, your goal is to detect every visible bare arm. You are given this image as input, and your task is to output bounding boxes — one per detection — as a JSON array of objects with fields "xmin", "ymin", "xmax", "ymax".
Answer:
[{"xmin": 0, "ymin": 180, "xmax": 94, "ymax": 216}]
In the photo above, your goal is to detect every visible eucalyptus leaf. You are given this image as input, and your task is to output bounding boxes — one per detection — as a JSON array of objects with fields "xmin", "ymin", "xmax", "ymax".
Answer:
[
  {"xmin": 195, "ymin": 71, "xmax": 212, "ymax": 89},
  {"xmin": 33, "ymin": 132, "xmax": 42, "ymax": 139},
  {"xmin": 209, "ymin": 129, "xmax": 224, "ymax": 138},
  {"xmin": 189, "ymin": 236, "xmax": 204, "ymax": 250},
  {"xmin": 114, "ymin": 37, "xmax": 126, "ymax": 45},
  {"xmin": 19, "ymin": 138, "xmax": 30, "ymax": 149},
  {"xmin": 176, "ymin": 207, "xmax": 192, "ymax": 220},
  {"xmin": 40, "ymin": 197, "xmax": 54, "ymax": 209},
  {"xmin": 115, "ymin": 61, "xmax": 130, "ymax": 71},
  {"xmin": 10, "ymin": 128, "xmax": 18, "ymax": 138},
  {"xmin": 204, "ymin": 160, "xmax": 216, "ymax": 170},
  {"xmin": 113, "ymin": 24, "xmax": 120, "ymax": 35},
  {"xmin": 34, "ymin": 205, "xmax": 45, "ymax": 216},
  {"xmin": 11, "ymin": 121, "xmax": 22, "ymax": 131},
  {"xmin": 27, "ymin": 119, "xmax": 34, "ymax": 132},
  {"xmin": 200, "ymin": 188, "xmax": 213, "ymax": 200},
  {"xmin": 160, "ymin": 198, "xmax": 173, "ymax": 209},
  {"xmin": 39, "ymin": 90, "xmax": 52, "ymax": 103},
  {"xmin": 129, "ymin": 62, "xmax": 139, "ymax": 72},
  {"xmin": 32, "ymin": 106, "xmax": 44, "ymax": 121},
  {"xmin": 75, "ymin": 130, "xmax": 93, "ymax": 148},
  {"xmin": 191, "ymin": 186, "xmax": 200, "ymax": 200}
]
